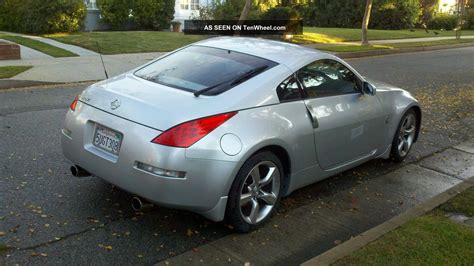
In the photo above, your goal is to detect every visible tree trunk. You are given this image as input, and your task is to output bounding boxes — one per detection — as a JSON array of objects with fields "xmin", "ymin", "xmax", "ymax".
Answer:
[
  {"xmin": 361, "ymin": 0, "xmax": 373, "ymax": 46},
  {"xmin": 456, "ymin": 0, "xmax": 467, "ymax": 39},
  {"xmin": 239, "ymin": 0, "xmax": 252, "ymax": 22}
]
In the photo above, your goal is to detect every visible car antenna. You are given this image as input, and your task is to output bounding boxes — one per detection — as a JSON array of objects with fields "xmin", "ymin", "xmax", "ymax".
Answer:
[{"xmin": 96, "ymin": 41, "xmax": 109, "ymax": 79}]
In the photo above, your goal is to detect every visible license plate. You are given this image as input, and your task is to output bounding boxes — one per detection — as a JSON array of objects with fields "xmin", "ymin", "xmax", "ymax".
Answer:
[{"xmin": 92, "ymin": 124, "xmax": 122, "ymax": 155}]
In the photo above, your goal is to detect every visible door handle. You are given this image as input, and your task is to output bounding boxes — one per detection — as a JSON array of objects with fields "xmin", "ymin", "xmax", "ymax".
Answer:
[{"xmin": 305, "ymin": 104, "xmax": 319, "ymax": 128}]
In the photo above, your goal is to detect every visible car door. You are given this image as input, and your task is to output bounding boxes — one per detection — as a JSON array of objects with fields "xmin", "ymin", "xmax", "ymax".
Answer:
[{"xmin": 296, "ymin": 59, "xmax": 385, "ymax": 170}]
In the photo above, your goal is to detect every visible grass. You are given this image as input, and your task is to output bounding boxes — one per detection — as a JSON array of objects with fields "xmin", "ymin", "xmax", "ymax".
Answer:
[
  {"xmin": 440, "ymin": 187, "xmax": 474, "ymax": 216},
  {"xmin": 315, "ymin": 38, "xmax": 474, "ymax": 53},
  {"xmin": 295, "ymin": 27, "xmax": 474, "ymax": 44},
  {"xmin": 334, "ymin": 187, "xmax": 474, "ymax": 265},
  {"xmin": 0, "ymin": 35, "xmax": 77, "ymax": 57},
  {"xmin": 0, "ymin": 66, "xmax": 33, "ymax": 78},
  {"xmin": 44, "ymin": 31, "xmax": 207, "ymax": 55}
]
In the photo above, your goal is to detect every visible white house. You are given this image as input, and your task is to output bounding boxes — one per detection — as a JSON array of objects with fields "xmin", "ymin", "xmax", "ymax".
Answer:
[
  {"xmin": 438, "ymin": 0, "xmax": 458, "ymax": 14},
  {"xmin": 83, "ymin": 0, "xmax": 211, "ymax": 31}
]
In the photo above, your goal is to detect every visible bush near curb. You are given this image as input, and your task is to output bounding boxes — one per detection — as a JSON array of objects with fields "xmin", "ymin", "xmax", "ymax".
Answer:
[{"xmin": 0, "ymin": 0, "xmax": 86, "ymax": 34}]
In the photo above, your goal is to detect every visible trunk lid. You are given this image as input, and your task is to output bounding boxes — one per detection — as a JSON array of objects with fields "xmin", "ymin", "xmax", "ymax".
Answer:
[{"xmin": 79, "ymin": 74, "xmax": 235, "ymax": 131}]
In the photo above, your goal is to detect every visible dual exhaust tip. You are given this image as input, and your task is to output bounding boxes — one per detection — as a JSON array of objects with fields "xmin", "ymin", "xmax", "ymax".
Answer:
[{"xmin": 70, "ymin": 165, "xmax": 153, "ymax": 211}]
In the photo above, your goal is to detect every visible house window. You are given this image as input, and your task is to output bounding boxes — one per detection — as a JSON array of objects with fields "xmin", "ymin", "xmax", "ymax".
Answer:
[
  {"xmin": 191, "ymin": 0, "xmax": 200, "ymax": 10},
  {"xmin": 180, "ymin": 0, "xmax": 189, "ymax": 10},
  {"xmin": 180, "ymin": 0, "xmax": 200, "ymax": 11}
]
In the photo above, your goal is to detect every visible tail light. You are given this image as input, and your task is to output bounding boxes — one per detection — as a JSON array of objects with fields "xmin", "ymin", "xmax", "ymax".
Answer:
[
  {"xmin": 69, "ymin": 96, "xmax": 79, "ymax": 111},
  {"xmin": 152, "ymin": 111, "xmax": 238, "ymax": 148}
]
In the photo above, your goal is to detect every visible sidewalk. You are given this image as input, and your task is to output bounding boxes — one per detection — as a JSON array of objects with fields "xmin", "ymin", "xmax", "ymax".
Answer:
[
  {"xmin": 157, "ymin": 140, "xmax": 474, "ymax": 265},
  {"xmin": 0, "ymin": 31, "xmax": 98, "ymax": 56},
  {"xmin": 1, "ymin": 32, "xmax": 474, "ymax": 86},
  {"xmin": 0, "ymin": 52, "xmax": 165, "ymax": 83}
]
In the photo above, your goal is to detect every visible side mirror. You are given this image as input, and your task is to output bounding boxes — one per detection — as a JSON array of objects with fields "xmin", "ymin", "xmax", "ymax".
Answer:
[{"xmin": 363, "ymin": 82, "xmax": 376, "ymax": 95}]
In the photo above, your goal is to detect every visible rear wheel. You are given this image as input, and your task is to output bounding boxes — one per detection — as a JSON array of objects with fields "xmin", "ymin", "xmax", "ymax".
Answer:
[
  {"xmin": 225, "ymin": 151, "xmax": 283, "ymax": 232},
  {"xmin": 391, "ymin": 109, "xmax": 417, "ymax": 162}
]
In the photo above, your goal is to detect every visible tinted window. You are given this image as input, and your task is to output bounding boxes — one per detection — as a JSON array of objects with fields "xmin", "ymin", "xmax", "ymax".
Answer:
[
  {"xmin": 276, "ymin": 75, "xmax": 302, "ymax": 102},
  {"xmin": 297, "ymin": 59, "xmax": 360, "ymax": 98},
  {"xmin": 134, "ymin": 46, "xmax": 277, "ymax": 96}
]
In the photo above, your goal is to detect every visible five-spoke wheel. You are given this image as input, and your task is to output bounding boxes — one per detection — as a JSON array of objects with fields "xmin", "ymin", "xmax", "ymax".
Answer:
[
  {"xmin": 391, "ymin": 109, "xmax": 418, "ymax": 162},
  {"xmin": 226, "ymin": 152, "xmax": 283, "ymax": 232},
  {"xmin": 239, "ymin": 161, "xmax": 280, "ymax": 224}
]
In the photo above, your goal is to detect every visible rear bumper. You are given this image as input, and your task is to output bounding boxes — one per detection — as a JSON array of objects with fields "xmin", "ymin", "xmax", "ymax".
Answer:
[{"xmin": 61, "ymin": 102, "xmax": 238, "ymax": 221}]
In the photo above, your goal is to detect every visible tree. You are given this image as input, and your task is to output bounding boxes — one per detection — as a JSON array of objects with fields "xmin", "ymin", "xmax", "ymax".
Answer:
[
  {"xmin": 239, "ymin": 0, "xmax": 252, "ymax": 22},
  {"xmin": 456, "ymin": 0, "xmax": 468, "ymax": 39},
  {"xmin": 361, "ymin": 0, "xmax": 373, "ymax": 45}
]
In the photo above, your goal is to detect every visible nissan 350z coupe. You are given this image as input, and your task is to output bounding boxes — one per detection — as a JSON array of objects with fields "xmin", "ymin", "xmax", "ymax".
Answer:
[{"xmin": 62, "ymin": 37, "xmax": 421, "ymax": 232}]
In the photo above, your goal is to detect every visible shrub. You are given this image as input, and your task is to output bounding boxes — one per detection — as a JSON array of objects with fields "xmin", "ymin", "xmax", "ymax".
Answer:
[
  {"xmin": 132, "ymin": 0, "xmax": 175, "ymax": 30},
  {"xmin": 427, "ymin": 13, "xmax": 458, "ymax": 30},
  {"xmin": 96, "ymin": 0, "xmax": 132, "ymax": 29},
  {"xmin": 370, "ymin": 0, "xmax": 422, "ymax": 30},
  {"xmin": 0, "ymin": 0, "xmax": 86, "ymax": 34},
  {"xmin": 193, "ymin": 0, "xmax": 261, "ymax": 20},
  {"xmin": 466, "ymin": 9, "xmax": 474, "ymax": 29},
  {"xmin": 97, "ymin": 0, "xmax": 175, "ymax": 30},
  {"xmin": 293, "ymin": 0, "xmax": 365, "ymax": 28},
  {"xmin": 260, "ymin": 6, "xmax": 299, "ymax": 21},
  {"xmin": 464, "ymin": 0, "xmax": 474, "ymax": 29},
  {"xmin": 295, "ymin": 0, "xmax": 421, "ymax": 29}
]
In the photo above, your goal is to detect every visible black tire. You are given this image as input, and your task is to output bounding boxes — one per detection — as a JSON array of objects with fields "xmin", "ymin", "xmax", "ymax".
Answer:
[
  {"xmin": 390, "ymin": 109, "xmax": 417, "ymax": 162},
  {"xmin": 225, "ymin": 151, "xmax": 284, "ymax": 233}
]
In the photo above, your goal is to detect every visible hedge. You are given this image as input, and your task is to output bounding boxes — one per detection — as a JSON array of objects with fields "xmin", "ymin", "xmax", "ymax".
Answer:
[
  {"xmin": 97, "ymin": 0, "xmax": 175, "ymax": 30},
  {"xmin": 427, "ymin": 13, "xmax": 458, "ymax": 30},
  {"xmin": 297, "ymin": 0, "xmax": 421, "ymax": 30},
  {"xmin": 0, "ymin": 0, "xmax": 86, "ymax": 34}
]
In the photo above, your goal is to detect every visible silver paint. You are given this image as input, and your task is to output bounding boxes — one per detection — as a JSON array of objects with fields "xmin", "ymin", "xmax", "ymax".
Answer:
[{"xmin": 62, "ymin": 37, "xmax": 421, "ymax": 221}]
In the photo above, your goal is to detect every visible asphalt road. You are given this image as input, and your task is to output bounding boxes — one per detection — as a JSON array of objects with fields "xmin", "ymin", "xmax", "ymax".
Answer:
[{"xmin": 1, "ymin": 47, "xmax": 473, "ymax": 265}]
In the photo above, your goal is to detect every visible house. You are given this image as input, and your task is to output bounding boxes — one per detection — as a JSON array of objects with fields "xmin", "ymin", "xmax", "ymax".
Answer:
[
  {"xmin": 437, "ymin": 0, "xmax": 469, "ymax": 14},
  {"xmin": 83, "ymin": 0, "xmax": 212, "ymax": 31}
]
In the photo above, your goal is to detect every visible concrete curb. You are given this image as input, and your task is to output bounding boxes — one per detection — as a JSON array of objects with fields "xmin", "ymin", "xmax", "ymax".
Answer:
[
  {"xmin": 0, "ymin": 80, "xmax": 96, "ymax": 91},
  {"xmin": 335, "ymin": 42, "xmax": 474, "ymax": 59},
  {"xmin": 302, "ymin": 175, "xmax": 474, "ymax": 266},
  {"xmin": 155, "ymin": 140, "xmax": 473, "ymax": 265}
]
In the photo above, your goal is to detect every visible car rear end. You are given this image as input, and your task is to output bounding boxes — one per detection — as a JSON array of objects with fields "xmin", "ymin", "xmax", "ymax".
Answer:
[{"xmin": 61, "ymin": 44, "xmax": 282, "ymax": 221}]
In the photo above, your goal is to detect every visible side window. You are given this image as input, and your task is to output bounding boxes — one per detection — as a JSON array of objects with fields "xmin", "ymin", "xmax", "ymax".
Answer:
[
  {"xmin": 276, "ymin": 75, "xmax": 302, "ymax": 102},
  {"xmin": 297, "ymin": 59, "xmax": 360, "ymax": 98}
]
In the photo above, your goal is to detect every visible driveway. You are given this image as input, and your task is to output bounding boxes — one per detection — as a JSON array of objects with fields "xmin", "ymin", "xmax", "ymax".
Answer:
[{"xmin": 1, "ymin": 47, "xmax": 473, "ymax": 264}]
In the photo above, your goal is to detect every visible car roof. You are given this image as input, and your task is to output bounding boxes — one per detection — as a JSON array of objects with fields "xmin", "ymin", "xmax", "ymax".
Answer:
[{"xmin": 193, "ymin": 37, "xmax": 328, "ymax": 71}]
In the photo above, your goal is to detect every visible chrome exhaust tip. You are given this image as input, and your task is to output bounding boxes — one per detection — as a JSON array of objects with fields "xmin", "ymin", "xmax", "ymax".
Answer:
[
  {"xmin": 70, "ymin": 165, "xmax": 91, "ymax": 177},
  {"xmin": 131, "ymin": 197, "xmax": 153, "ymax": 211}
]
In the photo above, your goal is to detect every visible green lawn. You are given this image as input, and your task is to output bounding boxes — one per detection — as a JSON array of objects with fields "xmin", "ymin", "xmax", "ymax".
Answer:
[
  {"xmin": 0, "ymin": 66, "xmax": 33, "ymax": 79},
  {"xmin": 335, "ymin": 187, "xmax": 474, "ymax": 265},
  {"xmin": 296, "ymin": 27, "xmax": 474, "ymax": 44},
  {"xmin": 45, "ymin": 31, "xmax": 207, "ymax": 55},
  {"xmin": 0, "ymin": 35, "xmax": 77, "ymax": 57},
  {"xmin": 315, "ymin": 38, "xmax": 474, "ymax": 53}
]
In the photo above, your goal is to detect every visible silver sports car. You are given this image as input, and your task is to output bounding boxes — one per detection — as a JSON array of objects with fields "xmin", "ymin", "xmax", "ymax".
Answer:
[{"xmin": 62, "ymin": 37, "xmax": 421, "ymax": 232}]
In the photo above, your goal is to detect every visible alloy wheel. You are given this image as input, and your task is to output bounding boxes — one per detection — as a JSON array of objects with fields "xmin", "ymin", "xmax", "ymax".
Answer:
[
  {"xmin": 397, "ymin": 113, "xmax": 416, "ymax": 157},
  {"xmin": 239, "ymin": 161, "xmax": 281, "ymax": 224}
]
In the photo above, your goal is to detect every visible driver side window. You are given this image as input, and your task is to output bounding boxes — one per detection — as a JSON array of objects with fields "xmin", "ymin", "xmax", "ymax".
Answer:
[{"xmin": 297, "ymin": 59, "xmax": 361, "ymax": 98}]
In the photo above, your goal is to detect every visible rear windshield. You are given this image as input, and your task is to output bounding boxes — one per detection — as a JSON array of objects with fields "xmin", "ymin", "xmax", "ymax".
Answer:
[{"xmin": 134, "ymin": 45, "xmax": 278, "ymax": 96}]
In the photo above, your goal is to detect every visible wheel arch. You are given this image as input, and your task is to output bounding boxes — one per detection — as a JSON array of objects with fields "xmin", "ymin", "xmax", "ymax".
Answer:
[
  {"xmin": 227, "ymin": 143, "xmax": 293, "ymax": 198},
  {"xmin": 410, "ymin": 105, "xmax": 422, "ymax": 142}
]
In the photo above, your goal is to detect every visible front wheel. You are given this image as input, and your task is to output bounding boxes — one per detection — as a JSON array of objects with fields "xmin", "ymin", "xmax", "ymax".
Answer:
[
  {"xmin": 391, "ymin": 109, "xmax": 417, "ymax": 162},
  {"xmin": 225, "ymin": 151, "xmax": 283, "ymax": 232}
]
